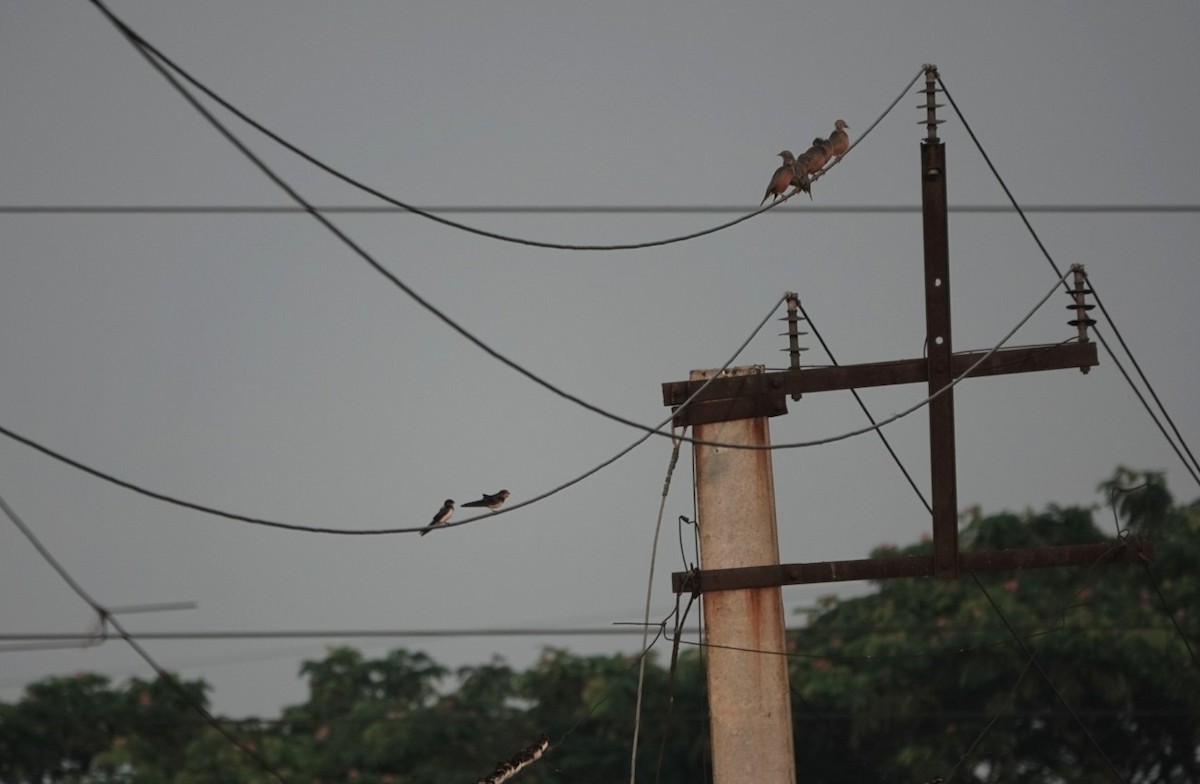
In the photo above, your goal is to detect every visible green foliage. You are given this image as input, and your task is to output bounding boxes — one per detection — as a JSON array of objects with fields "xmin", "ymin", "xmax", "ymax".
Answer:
[
  {"xmin": 1, "ymin": 468, "xmax": 1195, "ymax": 783},
  {"xmin": 790, "ymin": 468, "xmax": 1199, "ymax": 783}
]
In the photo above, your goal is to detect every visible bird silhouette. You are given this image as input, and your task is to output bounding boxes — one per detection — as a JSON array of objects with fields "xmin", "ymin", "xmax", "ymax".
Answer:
[
  {"xmin": 760, "ymin": 150, "xmax": 796, "ymax": 206},
  {"xmin": 827, "ymin": 119, "xmax": 850, "ymax": 162},
  {"xmin": 462, "ymin": 489, "xmax": 511, "ymax": 512},
  {"xmin": 420, "ymin": 499, "xmax": 455, "ymax": 536}
]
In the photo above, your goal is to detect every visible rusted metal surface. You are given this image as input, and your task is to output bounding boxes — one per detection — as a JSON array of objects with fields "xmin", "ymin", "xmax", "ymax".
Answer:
[
  {"xmin": 690, "ymin": 374, "xmax": 796, "ymax": 784},
  {"xmin": 672, "ymin": 392, "xmax": 787, "ymax": 428},
  {"xmin": 922, "ymin": 139, "xmax": 959, "ymax": 580},
  {"xmin": 662, "ymin": 342, "xmax": 1098, "ymax": 408},
  {"xmin": 672, "ymin": 540, "xmax": 1154, "ymax": 593}
]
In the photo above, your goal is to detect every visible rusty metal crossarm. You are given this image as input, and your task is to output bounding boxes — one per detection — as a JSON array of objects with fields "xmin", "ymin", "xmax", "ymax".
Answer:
[
  {"xmin": 664, "ymin": 342, "xmax": 1098, "ymax": 427},
  {"xmin": 671, "ymin": 539, "xmax": 1152, "ymax": 594},
  {"xmin": 663, "ymin": 341, "xmax": 1097, "ymax": 411}
]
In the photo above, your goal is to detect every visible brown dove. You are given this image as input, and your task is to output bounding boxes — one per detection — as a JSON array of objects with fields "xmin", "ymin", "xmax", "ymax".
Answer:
[
  {"xmin": 803, "ymin": 137, "xmax": 831, "ymax": 174},
  {"xmin": 760, "ymin": 150, "xmax": 796, "ymax": 206},
  {"xmin": 827, "ymin": 119, "xmax": 850, "ymax": 162},
  {"xmin": 789, "ymin": 151, "xmax": 814, "ymax": 200}
]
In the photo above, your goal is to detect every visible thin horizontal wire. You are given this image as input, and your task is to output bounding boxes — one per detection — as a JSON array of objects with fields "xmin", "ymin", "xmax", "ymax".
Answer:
[
  {"xmin": 4, "ymin": 204, "xmax": 1198, "ymax": 215},
  {"xmin": 3, "ymin": 707, "xmax": 1191, "ymax": 728},
  {"xmin": 2, "ymin": 620, "xmax": 1184, "ymax": 644},
  {"xmin": 0, "ymin": 627, "xmax": 657, "ymax": 642},
  {"xmin": 668, "ymin": 626, "xmax": 1056, "ymax": 664},
  {"xmin": 93, "ymin": 3, "xmax": 922, "ymax": 250}
]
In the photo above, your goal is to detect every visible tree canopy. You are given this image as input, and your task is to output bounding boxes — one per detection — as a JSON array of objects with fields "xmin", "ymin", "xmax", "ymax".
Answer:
[{"xmin": 1, "ymin": 468, "xmax": 1195, "ymax": 783}]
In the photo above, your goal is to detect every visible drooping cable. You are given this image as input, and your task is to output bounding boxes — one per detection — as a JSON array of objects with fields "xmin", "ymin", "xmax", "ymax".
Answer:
[
  {"xmin": 0, "ymin": 293, "xmax": 784, "ymax": 534},
  {"xmin": 83, "ymin": 1, "xmax": 923, "ymax": 251},
  {"xmin": 630, "ymin": 434, "xmax": 683, "ymax": 784}
]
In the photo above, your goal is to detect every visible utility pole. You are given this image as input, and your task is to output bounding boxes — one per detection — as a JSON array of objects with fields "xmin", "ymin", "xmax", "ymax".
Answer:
[
  {"xmin": 920, "ymin": 66, "xmax": 959, "ymax": 580},
  {"xmin": 661, "ymin": 65, "xmax": 1151, "ymax": 783},
  {"xmin": 690, "ymin": 367, "xmax": 795, "ymax": 784}
]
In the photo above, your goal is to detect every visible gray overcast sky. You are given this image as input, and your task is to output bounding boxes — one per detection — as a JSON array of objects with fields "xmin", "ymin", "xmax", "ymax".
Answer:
[{"xmin": 1, "ymin": 1, "xmax": 1198, "ymax": 718}]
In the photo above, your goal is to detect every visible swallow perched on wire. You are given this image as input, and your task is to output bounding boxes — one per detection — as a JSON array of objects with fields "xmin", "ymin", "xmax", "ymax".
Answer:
[
  {"xmin": 420, "ymin": 499, "xmax": 455, "ymax": 536},
  {"xmin": 827, "ymin": 119, "xmax": 850, "ymax": 162},
  {"xmin": 760, "ymin": 150, "xmax": 796, "ymax": 206},
  {"xmin": 462, "ymin": 489, "xmax": 511, "ymax": 512}
]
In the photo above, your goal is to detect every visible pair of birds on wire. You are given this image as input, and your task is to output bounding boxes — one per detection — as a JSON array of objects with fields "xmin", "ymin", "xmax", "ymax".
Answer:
[
  {"xmin": 760, "ymin": 119, "xmax": 850, "ymax": 205},
  {"xmin": 421, "ymin": 490, "xmax": 511, "ymax": 536}
]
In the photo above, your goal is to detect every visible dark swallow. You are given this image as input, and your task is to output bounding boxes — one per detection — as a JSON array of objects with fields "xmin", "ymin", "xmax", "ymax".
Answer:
[
  {"xmin": 420, "ymin": 499, "xmax": 455, "ymax": 536},
  {"xmin": 462, "ymin": 489, "xmax": 511, "ymax": 512}
]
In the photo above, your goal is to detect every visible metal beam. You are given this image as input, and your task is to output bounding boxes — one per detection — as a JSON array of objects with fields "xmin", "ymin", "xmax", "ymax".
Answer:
[
  {"xmin": 671, "ymin": 540, "xmax": 1154, "ymax": 594},
  {"xmin": 662, "ymin": 341, "xmax": 1097, "ymax": 412}
]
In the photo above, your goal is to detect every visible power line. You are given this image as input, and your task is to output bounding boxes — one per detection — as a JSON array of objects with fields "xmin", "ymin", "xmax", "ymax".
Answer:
[
  {"xmin": 802, "ymin": 304, "xmax": 1189, "ymax": 781},
  {"xmin": 1086, "ymin": 282, "xmax": 1200, "ymax": 479},
  {"xmin": 0, "ymin": 292, "xmax": 782, "ymax": 535},
  {"xmin": 0, "ymin": 490, "xmax": 291, "ymax": 784},
  {"xmin": 55, "ymin": 8, "xmax": 1200, "ymax": 475},
  {"xmin": 937, "ymin": 75, "xmax": 1200, "ymax": 491},
  {"xmin": 0, "ymin": 262, "xmax": 1067, "ymax": 546},
  {"xmin": 649, "ymin": 267, "xmax": 1072, "ymax": 452},
  {"xmin": 794, "ymin": 292, "xmax": 1145, "ymax": 780},
  {"xmin": 630, "ymin": 437, "xmax": 683, "ymax": 784},
  {"xmin": 89, "ymin": 0, "xmax": 799, "ymax": 467},
  {"xmin": 4, "ymin": 203, "xmax": 1199, "ymax": 215},
  {"xmin": 0, "ymin": 627, "xmax": 655, "ymax": 643},
  {"xmin": 81, "ymin": 9, "xmax": 1153, "ymax": 467},
  {"xmin": 1, "ymin": 621, "xmax": 1185, "ymax": 644},
  {"xmin": 798, "ymin": 300, "xmax": 932, "ymax": 515},
  {"xmin": 81, "ymin": 4, "xmax": 923, "ymax": 251}
]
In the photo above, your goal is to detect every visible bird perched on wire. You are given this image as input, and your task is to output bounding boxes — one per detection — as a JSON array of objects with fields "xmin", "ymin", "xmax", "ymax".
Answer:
[
  {"xmin": 803, "ymin": 137, "xmax": 831, "ymax": 174},
  {"xmin": 760, "ymin": 150, "xmax": 796, "ymax": 206},
  {"xmin": 462, "ymin": 489, "xmax": 511, "ymax": 512},
  {"xmin": 420, "ymin": 499, "xmax": 455, "ymax": 536},
  {"xmin": 789, "ymin": 151, "xmax": 814, "ymax": 200},
  {"xmin": 827, "ymin": 119, "xmax": 850, "ymax": 162}
]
